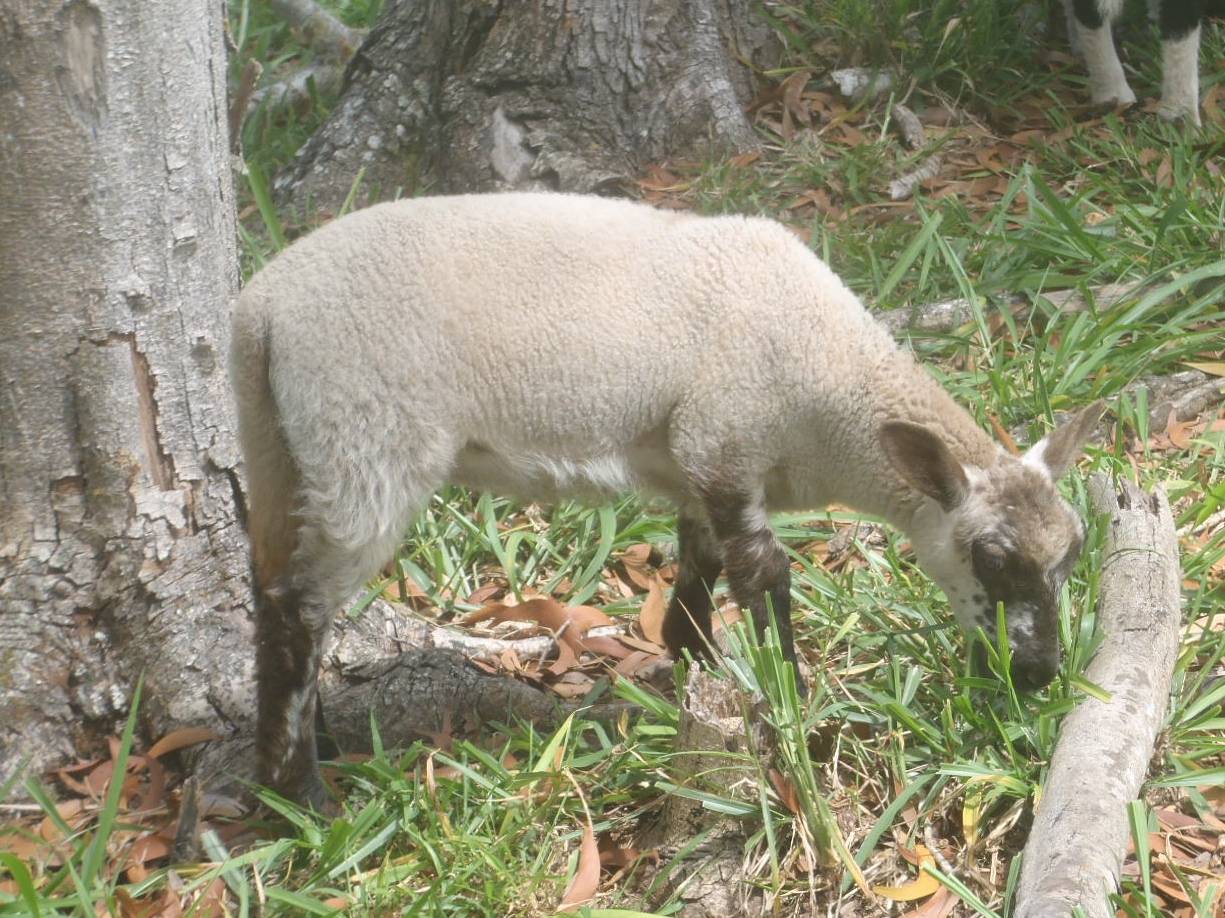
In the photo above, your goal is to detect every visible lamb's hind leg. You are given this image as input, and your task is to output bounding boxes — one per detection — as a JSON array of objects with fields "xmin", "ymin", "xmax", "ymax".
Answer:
[
  {"xmin": 256, "ymin": 480, "xmax": 435, "ymax": 808},
  {"xmin": 662, "ymin": 505, "xmax": 724, "ymax": 662},
  {"xmin": 254, "ymin": 574, "xmax": 335, "ymax": 810}
]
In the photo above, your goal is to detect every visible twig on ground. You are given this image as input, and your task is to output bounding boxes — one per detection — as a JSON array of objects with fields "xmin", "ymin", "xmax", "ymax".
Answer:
[
  {"xmin": 874, "ymin": 283, "xmax": 1134, "ymax": 335},
  {"xmin": 888, "ymin": 104, "xmax": 941, "ymax": 200}
]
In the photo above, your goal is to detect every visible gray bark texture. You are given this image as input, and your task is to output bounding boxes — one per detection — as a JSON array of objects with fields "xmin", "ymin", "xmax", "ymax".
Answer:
[
  {"xmin": 0, "ymin": 0, "xmax": 250, "ymax": 795},
  {"xmin": 273, "ymin": 0, "xmax": 778, "ymax": 214},
  {"xmin": 636, "ymin": 667, "xmax": 772, "ymax": 918},
  {"xmin": 318, "ymin": 600, "xmax": 559, "ymax": 752},
  {"xmin": 1013, "ymin": 476, "xmax": 1182, "ymax": 918}
]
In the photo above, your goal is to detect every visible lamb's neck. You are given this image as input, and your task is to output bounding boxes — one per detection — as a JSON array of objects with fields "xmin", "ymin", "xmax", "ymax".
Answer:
[
  {"xmin": 812, "ymin": 443, "xmax": 929, "ymax": 533},
  {"xmin": 815, "ymin": 350, "xmax": 1001, "ymax": 533}
]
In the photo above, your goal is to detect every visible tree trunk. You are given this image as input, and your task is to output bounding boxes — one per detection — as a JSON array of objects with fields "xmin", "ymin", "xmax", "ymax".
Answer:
[
  {"xmin": 0, "ymin": 0, "xmax": 251, "ymax": 793},
  {"xmin": 636, "ymin": 668, "xmax": 771, "ymax": 918},
  {"xmin": 273, "ymin": 0, "xmax": 778, "ymax": 213}
]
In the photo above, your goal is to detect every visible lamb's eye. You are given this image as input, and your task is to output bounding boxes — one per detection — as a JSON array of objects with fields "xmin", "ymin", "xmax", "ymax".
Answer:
[{"xmin": 973, "ymin": 542, "xmax": 1007, "ymax": 573}]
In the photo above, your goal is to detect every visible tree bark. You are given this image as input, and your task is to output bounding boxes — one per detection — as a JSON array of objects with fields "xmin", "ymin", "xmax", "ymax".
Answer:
[
  {"xmin": 273, "ymin": 0, "xmax": 778, "ymax": 214},
  {"xmin": 636, "ymin": 667, "xmax": 771, "ymax": 918},
  {"xmin": 1013, "ymin": 476, "xmax": 1182, "ymax": 918},
  {"xmin": 0, "ymin": 0, "xmax": 250, "ymax": 793}
]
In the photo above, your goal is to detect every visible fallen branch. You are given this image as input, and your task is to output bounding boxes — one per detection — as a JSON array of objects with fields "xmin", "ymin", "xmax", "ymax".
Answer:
[
  {"xmin": 249, "ymin": 63, "xmax": 346, "ymax": 116},
  {"xmin": 1013, "ymin": 475, "xmax": 1182, "ymax": 918},
  {"xmin": 874, "ymin": 283, "xmax": 1134, "ymax": 336},
  {"xmin": 324, "ymin": 595, "xmax": 637, "ymax": 668},
  {"xmin": 319, "ymin": 599, "xmax": 644, "ymax": 754},
  {"xmin": 876, "ymin": 285, "xmax": 1225, "ymax": 428},
  {"xmin": 888, "ymin": 104, "xmax": 941, "ymax": 201},
  {"xmin": 323, "ymin": 646, "xmax": 559, "ymax": 753},
  {"xmin": 235, "ymin": 0, "xmax": 363, "ymax": 131}
]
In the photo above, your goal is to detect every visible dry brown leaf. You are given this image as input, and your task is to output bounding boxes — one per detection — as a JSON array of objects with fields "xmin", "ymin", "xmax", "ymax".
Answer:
[
  {"xmin": 546, "ymin": 638, "xmax": 580, "ymax": 675},
  {"xmin": 987, "ymin": 414, "xmax": 1020, "ymax": 456},
  {"xmin": 617, "ymin": 543, "xmax": 656, "ymax": 590},
  {"xmin": 899, "ymin": 886, "xmax": 960, "ymax": 918},
  {"xmin": 1182, "ymin": 360, "xmax": 1225, "ymax": 377},
  {"xmin": 612, "ymin": 649, "xmax": 662, "ymax": 677},
  {"xmin": 565, "ymin": 604, "xmax": 615, "ymax": 631},
  {"xmin": 40, "ymin": 798, "xmax": 91, "ymax": 844},
  {"xmin": 874, "ymin": 845, "xmax": 941, "ymax": 901},
  {"xmin": 1149, "ymin": 871, "xmax": 1194, "ymax": 906},
  {"xmin": 550, "ymin": 677, "xmax": 598, "ymax": 700},
  {"xmin": 146, "ymin": 727, "xmax": 222, "ymax": 760},
  {"xmin": 768, "ymin": 768, "xmax": 801, "ymax": 814},
  {"xmin": 54, "ymin": 756, "xmax": 106, "ymax": 797},
  {"xmin": 598, "ymin": 835, "xmax": 645, "ymax": 869},
  {"xmin": 465, "ymin": 582, "xmax": 505, "ymax": 605},
  {"xmin": 1165, "ymin": 411, "xmax": 1199, "ymax": 450},
  {"xmin": 638, "ymin": 574, "xmax": 668, "ymax": 645},
  {"xmin": 615, "ymin": 633, "xmax": 666, "ymax": 654},
  {"xmin": 380, "ymin": 575, "xmax": 429, "ymax": 603},
  {"xmin": 558, "ymin": 819, "xmax": 601, "ymax": 911},
  {"xmin": 579, "ymin": 635, "xmax": 634, "ymax": 660}
]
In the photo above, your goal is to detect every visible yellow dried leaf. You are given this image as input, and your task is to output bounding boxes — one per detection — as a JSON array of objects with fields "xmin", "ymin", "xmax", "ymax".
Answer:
[{"xmin": 873, "ymin": 846, "xmax": 941, "ymax": 901}]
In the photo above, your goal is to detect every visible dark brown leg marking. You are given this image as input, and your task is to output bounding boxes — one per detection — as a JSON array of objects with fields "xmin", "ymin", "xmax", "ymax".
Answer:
[
  {"xmin": 702, "ymin": 489, "xmax": 799, "ymax": 672},
  {"xmin": 662, "ymin": 508, "xmax": 723, "ymax": 661},
  {"xmin": 254, "ymin": 577, "xmax": 331, "ymax": 809}
]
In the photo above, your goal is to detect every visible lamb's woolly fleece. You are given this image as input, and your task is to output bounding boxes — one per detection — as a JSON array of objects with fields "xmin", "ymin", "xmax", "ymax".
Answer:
[{"xmin": 231, "ymin": 192, "xmax": 997, "ymax": 594}]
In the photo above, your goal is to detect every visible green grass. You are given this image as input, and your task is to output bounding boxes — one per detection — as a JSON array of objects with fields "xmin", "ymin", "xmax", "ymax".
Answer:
[{"xmin": 3, "ymin": 0, "xmax": 1223, "ymax": 915}]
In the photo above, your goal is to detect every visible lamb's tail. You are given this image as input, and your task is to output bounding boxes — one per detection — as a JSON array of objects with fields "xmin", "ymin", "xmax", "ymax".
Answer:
[{"xmin": 230, "ymin": 306, "xmax": 300, "ymax": 590}]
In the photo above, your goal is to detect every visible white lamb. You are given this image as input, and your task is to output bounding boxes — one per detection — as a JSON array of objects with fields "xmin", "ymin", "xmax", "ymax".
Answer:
[{"xmin": 230, "ymin": 192, "xmax": 1103, "ymax": 808}]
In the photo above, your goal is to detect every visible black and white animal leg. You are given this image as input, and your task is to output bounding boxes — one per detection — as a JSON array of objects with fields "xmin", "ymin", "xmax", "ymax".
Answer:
[
  {"xmin": 661, "ymin": 506, "xmax": 724, "ymax": 662},
  {"xmin": 1071, "ymin": 0, "xmax": 1136, "ymax": 109},
  {"xmin": 1157, "ymin": 0, "xmax": 1204, "ymax": 123}
]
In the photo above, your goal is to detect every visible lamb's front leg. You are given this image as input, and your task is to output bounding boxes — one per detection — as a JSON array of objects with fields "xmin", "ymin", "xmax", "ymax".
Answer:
[
  {"xmin": 1157, "ymin": 12, "xmax": 1202, "ymax": 124},
  {"xmin": 700, "ymin": 488, "xmax": 798, "ymax": 673},
  {"xmin": 662, "ymin": 506, "xmax": 724, "ymax": 662}
]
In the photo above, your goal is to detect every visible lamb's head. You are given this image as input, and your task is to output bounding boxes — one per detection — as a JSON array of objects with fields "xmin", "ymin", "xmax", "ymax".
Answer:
[{"xmin": 880, "ymin": 403, "xmax": 1105, "ymax": 690}]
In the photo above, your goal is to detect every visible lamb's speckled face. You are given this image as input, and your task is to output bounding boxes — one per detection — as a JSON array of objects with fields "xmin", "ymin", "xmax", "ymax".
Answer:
[
  {"xmin": 880, "ymin": 403, "xmax": 1102, "ymax": 691},
  {"xmin": 909, "ymin": 460, "xmax": 1085, "ymax": 690}
]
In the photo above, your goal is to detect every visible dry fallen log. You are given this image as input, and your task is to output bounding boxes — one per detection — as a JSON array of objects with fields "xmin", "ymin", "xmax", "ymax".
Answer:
[
  {"xmin": 324, "ymin": 646, "xmax": 559, "ymax": 753},
  {"xmin": 874, "ymin": 283, "xmax": 1134, "ymax": 336},
  {"xmin": 268, "ymin": 0, "xmax": 364, "ymax": 63},
  {"xmin": 1013, "ymin": 475, "xmax": 1182, "ymax": 918},
  {"xmin": 876, "ymin": 286, "xmax": 1225, "ymax": 429},
  {"xmin": 317, "ymin": 598, "xmax": 642, "ymax": 754}
]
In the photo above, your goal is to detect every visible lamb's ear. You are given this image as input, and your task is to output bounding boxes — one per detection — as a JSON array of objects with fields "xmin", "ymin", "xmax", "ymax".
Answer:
[
  {"xmin": 1024, "ymin": 400, "xmax": 1106, "ymax": 479},
  {"xmin": 880, "ymin": 421, "xmax": 970, "ymax": 511}
]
